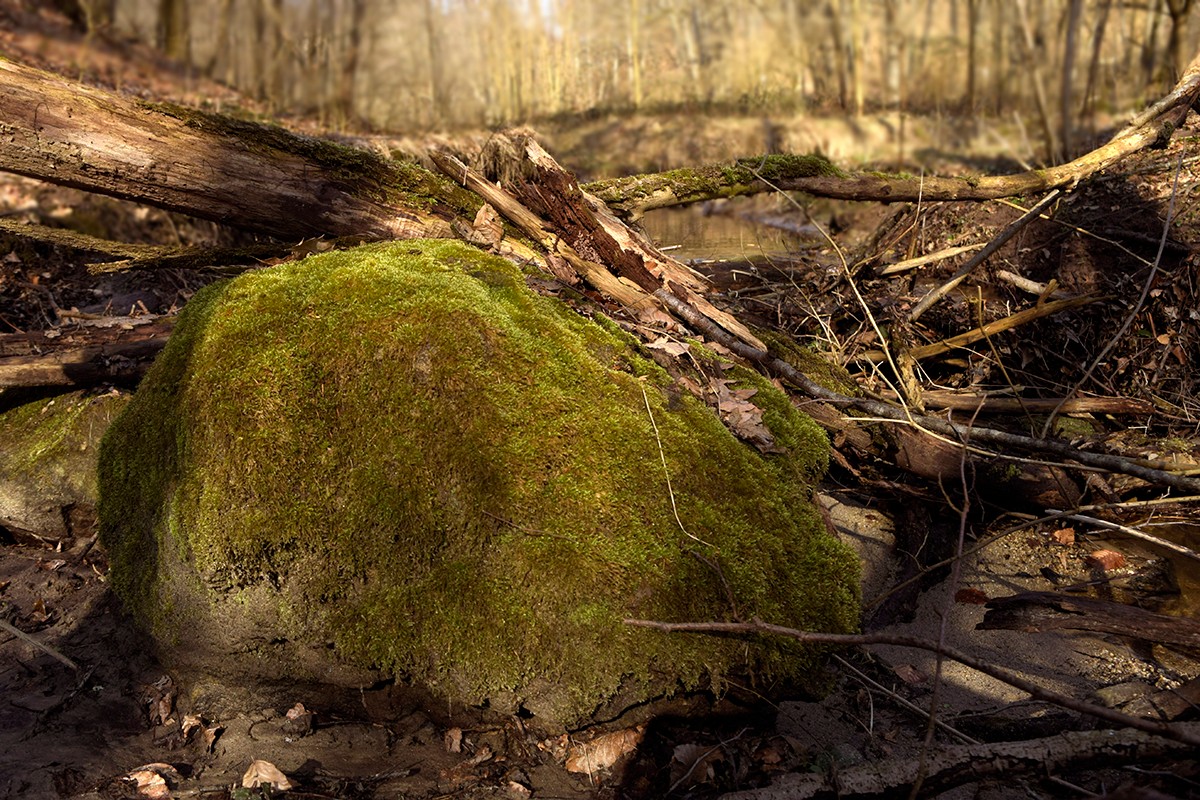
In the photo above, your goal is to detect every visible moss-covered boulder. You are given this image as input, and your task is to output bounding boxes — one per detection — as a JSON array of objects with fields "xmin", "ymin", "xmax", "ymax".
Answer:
[
  {"xmin": 98, "ymin": 240, "xmax": 859, "ymax": 727},
  {"xmin": 1, "ymin": 390, "xmax": 129, "ymax": 542}
]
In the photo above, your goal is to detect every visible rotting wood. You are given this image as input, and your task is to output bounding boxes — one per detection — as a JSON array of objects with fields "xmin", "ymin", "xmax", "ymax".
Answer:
[
  {"xmin": 0, "ymin": 59, "xmax": 464, "ymax": 242},
  {"xmin": 0, "ymin": 216, "xmax": 309, "ymax": 273},
  {"xmin": 0, "ymin": 319, "xmax": 174, "ymax": 388},
  {"xmin": 981, "ymin": 591, "xmax": 1200, "ymax": 649},
  {"xmin": 433, "ymin": 137, "xmax": 766, "ymax": 350}
]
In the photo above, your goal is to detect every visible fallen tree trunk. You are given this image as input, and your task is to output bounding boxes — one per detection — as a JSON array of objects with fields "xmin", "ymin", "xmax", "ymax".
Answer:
[
  {"xmin": 0, "ymin": 59, "xmax": 465, "ymax": 243},
  {"xmin": 0, "ymin": 319, "xmax": 174, "ymax": 388}
]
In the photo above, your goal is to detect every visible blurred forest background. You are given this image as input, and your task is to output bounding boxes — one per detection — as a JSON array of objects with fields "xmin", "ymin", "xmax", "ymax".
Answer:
[{"xmin": 51, "ymin": 0, "xmax": 1200, "ymax": 158}]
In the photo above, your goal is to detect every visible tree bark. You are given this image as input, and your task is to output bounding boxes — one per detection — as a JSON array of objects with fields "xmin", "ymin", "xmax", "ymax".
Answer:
[
  {"xmin": 0, "ymin": 320, "xmax": 175, "ymax": 388},
  {"xmin": 0, "ymin": 59, "xmax": 463, "ymax": 243}
]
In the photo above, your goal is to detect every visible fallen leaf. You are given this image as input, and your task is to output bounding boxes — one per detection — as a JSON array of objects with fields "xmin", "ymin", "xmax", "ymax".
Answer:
[
  {"xmin": 711, "ymin": 378, "xmax": 780, "ymax": 453},
  {"xmin": 506, "ymin": 779, "xmax": 532, "ymax": 798},
  {"xmin": 202, "ymin": 725, "xmax": 222, "ymax": 753},
  {"xmin": 445, "ymin": 727, "xmax": 463, "ymax": 754},
  {"xmin": 565, "ymin": 725, "xmax": 646, "ymax": 775},
  {"xmin": 1087, "ymin": 549, "xmax": 1127, "ymax": 571},
  {"xmin": 645, "ymin": 337, "xmax": 690, "ymax": 357},
  {"xmin": 894, "ymin": 663, "xmax": 927, "ymax": 684},
  {"xmin": 1050, "ymin": 527, "xmax": 1075, "ymax": 545},
  {"xmin": 126, "ymin": 763, "xmax": 182, "ymax": 800},
  {"xmin": 281, "ymin": 702, "xmax": 314, "ymax": 736},
  {"xmin": 954, "ymin": 587, "xmax": 989, "ymax": 605},
  {"xmin": 242, "ymin": 759, "xmax": 292, "ymax": 791},
  {"xmin": 670, "ymin": 742, "xmax": 724, "ymax": 788}
]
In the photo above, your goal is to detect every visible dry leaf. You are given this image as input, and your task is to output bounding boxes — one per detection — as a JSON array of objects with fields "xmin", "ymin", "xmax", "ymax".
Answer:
[
  {"xmin": 669, "ymin": 742, "xmax": 724, "ymax": 788},
  {"xmin": 181, "ymin": 714, "xmax": 202, "ymax": 739},
  {"xmin": 894, "ymin": 663, "xmax": 927, "ymax": 684},
  {"xmin": 645, "ymin": 337, "xmax": 690, "ymax": 357},
  {"xmin": 565, "ymin": 725, "xmax": 646, "ymax": 775},
  {"xmin": 506, "ymin": 779, "xmax": 532, "ymax": 798},
  {"xmin": 242, "ymin": 759, "xmax": 293, "ymax": 791},
  {"xmin": 954, "ymin": 587, "xmax": 989, "ymax": 605},
  {"xmin": 1087, "ymin": 549, "xmax": 1127, "ymax": 571},
  {"xmin": 281, "ymin": 702, "xmax": 314, "ymax": 736},
  {"xmin": 1051, "ymin": 527, "xmax": 1075, "ymax": 545},
  {"xmin": 711, "ymin": 378, "xmax": 780, "ymax": 453},
  {"xmin": 126, "ymin": 763, "xmax": 181, "ymax": 799},
  {"xmin": 202, "ymin": 725, "xmax": 222, "ymax": 754},
  {"xmin": 444, "ymin": 727, "xmax": 463, "ymax": 754}
]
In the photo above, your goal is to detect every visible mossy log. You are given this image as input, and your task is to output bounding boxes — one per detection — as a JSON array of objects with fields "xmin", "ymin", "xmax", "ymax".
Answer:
[{"xmin": 0, "ymin": 59, "xmax": 477, "ymax": 242}]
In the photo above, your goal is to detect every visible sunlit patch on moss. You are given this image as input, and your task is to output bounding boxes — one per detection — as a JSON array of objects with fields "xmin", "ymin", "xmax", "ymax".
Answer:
[{"xmin": 99, "ymin": 239, "xmax": 859, "ymax": 727}]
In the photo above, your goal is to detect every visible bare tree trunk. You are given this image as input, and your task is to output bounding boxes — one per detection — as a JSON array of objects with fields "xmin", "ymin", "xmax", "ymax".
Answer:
[
  {"xmin": 1164, "ymin": 0, "xmax": 1196, "ymax": 82},
  {"xmin": 627, "ymin": 0, "xmax": 642, "ymax": 109},
  {"xmin": 1015, "ymin": 0, "xmax": 1061, "ymax": 162},
  {"xmin": 965, "ymin": 0, "xmax": 979, "ymax": 112},
  {"xmin": 422, "ymin": 0, "xmax": 447, "ymax": 123},
  {"xmin": 1082, "ymin": 0, "xmax": 1115, "ymax": 123},
  {"xmin": 158, "ymin": 0, "xmax": 189, "ymax": 62},
  {"xmin": 1060, "ymin": 0, "xmax": 1084, "ymax": 157}
]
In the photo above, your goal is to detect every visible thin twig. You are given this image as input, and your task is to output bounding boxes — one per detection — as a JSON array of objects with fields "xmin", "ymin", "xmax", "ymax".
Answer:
[
  {"xmin": 0, "ymin": 618, "xmax": 82, "ymax": 672},
  {"xmin": 1052, "ymin": 511, "xmax": 1200, "ymax": 563},
  {"xmin": 831, "ymin": 654, "xmax": 979, "ymax": 745},
  {"xmin": 653, "ymin": 287, "xmax": 1200, "ymax": 494},
  {"xmin": 640, "ymin": 383, "xmax": 712, "ymax": 548}
]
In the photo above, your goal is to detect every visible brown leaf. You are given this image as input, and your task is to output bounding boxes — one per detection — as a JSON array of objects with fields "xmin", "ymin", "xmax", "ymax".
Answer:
[
  {"xmin": 445, "ymin": 727, "xmax": 463, "ymax": 754},
  {"xmin": 1050, "ymin": 527, "xmax": 1076, "ymax": 545},
  {"xmin": 711, "ymin": 378, "xmax": 780, "ymax": 453},
  {"xmin": 670, "ymin": 742, "xmax": 724, "ymax": 788},
  {"xmin": 242, "ymin": 759, "xmax": 293, "ymax": 791},
  {"xmin": 126, "ymin": 764, "xmax": 182, "ymax": 800},
  {"xmin": 1087, "ymin": 549, "xmax": 1127, "ymax": 571},
  {"xmin": 565, "ymin": 725, "xmax": 645, "ymax": 775},
  {"xmin": 955, "ymin": 587, "xmax": 990, "ymax": 605},
  {"xmin": 894, "ymin": 663, "xmax": 927, "ymax": 684},
  {"xmin": 645, "ymin": 337, "xmax": 690, "ymax": 357}
]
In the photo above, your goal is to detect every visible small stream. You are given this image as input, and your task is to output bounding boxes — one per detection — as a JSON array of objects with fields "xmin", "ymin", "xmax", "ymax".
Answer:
[{"xmin": 640, "ymin": 203, "xmax": 821, "ymax": 265}]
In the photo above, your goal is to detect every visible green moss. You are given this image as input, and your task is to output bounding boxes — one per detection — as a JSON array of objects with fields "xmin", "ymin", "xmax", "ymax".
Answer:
[
  {"xmin": 99, "ymin": 240, "xmax": 859, "ymax": 726},
  {"xmin": 585, "ymin": 153, "xmax": 843, "ymax": 207},
  {"xmin": 0, "ymin": 390, "xmax": 128, "ymax": 495}
]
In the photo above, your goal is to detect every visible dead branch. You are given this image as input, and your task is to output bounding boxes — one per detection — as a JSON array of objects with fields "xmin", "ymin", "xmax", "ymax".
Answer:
[
  {"xmin": 623, "ymin": 618, "xmax": 1200, "ymax": 749},
  {"xmin": 717, "ymin": 722, "xmax": 1200, "ymax": 799},
  {"xmin": 584, "ymin": 49, "xmax": 1200, "ymax": 215},
  {"xmin": 0, "ymin": 217, "xmax": 302, "ymax": 273},
  {"xmin": 0, "ymin": 319, "xmax": 173, "ymax": 388},
  {"xmin": 981, "ymin": 591, "xmax": 1200, "ymax": 649},
  {"xmin": 880, "ymin": 390, "xmax": 1153, "ymax": 415},
  {"xmin": 858, "ymin": 292, "xmax": 1100, "ymax": 363},
  {"xmin": 432, "ymin": 138, "xmax": 765, "ymax": 350}
]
